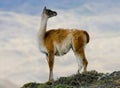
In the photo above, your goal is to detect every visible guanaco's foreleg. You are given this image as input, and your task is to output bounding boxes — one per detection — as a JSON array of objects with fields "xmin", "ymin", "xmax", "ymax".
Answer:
[{"xmin": 46, "ymin": 51, "xmax": 54, "ymax": 83}]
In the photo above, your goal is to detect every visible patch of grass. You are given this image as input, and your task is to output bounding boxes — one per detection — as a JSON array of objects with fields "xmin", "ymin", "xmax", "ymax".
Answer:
[{"xmin": 21, "ymin": 70, "xmax": 120, "ymax": 88}]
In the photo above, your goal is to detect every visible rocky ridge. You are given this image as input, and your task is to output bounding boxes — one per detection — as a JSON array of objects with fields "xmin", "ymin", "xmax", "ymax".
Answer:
[{"xmin": 21, "ymin": 70, "xmax": 120, "ymax": 88}]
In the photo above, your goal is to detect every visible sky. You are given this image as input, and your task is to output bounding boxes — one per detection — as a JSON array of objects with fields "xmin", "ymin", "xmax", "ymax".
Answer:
[{"xmin": 0, "ymin": 0, "xmax": 120, "ymax": 88}]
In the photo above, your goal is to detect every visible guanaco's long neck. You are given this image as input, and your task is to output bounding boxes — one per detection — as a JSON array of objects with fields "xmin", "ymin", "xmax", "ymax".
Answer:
[{"xmin": 38, "ymin": 15, "xmax": 48, "ymax": 43}]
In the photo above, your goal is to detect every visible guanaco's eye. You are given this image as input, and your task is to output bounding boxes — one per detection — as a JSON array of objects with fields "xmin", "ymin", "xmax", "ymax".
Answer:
[{"xmin": 46, "ymin": 10, "xmax": 51, "ymax": 14}]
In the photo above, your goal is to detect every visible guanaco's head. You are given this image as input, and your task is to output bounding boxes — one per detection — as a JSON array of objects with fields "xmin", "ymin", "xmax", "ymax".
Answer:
[{"xmin": 42, "ymin": 7, "xmax": 57, "ymax": 18}]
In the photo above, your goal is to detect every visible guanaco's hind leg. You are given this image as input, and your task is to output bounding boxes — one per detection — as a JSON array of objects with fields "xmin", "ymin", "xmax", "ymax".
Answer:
[
  {"xmin": 74, "ymin": 48, "xmax": 88, "ymax": 73},
  {"xmin": 72, "ymin": 35, "xmax": 88, "ymax": 73}
]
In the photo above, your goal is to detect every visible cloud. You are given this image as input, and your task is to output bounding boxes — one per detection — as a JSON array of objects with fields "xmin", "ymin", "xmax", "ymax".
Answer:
[
  {"xmin": 1, "ymin": 0, "xmax": 119, "ymax": 15},
  {"xmin": 0, "ymin": 79, "xmax": 18, "ymax": 88},
  {"xmin": 0, "ymin": 11, "xmax": 44, "ymax": 86},
  {"xmin": 0, "ymin": 1, "xmax": 120, "ymax": 87}
]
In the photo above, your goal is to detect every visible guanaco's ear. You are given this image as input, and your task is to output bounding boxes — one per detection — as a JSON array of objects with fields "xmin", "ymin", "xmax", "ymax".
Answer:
[
  {"xmin": 43, "ymin": 6, "xmax": 47, "ymax": 11},
  {"xmin": 42, "ymin": 6, "xmax": 47, "ymax": 14}
]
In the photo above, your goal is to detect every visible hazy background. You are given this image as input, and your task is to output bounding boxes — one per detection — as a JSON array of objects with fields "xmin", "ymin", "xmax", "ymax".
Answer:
[{"xmin": 0, "ymin": 0, "xmax": 120, "ymax": 87}]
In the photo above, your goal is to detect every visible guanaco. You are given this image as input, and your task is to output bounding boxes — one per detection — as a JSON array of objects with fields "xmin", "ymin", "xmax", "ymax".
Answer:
[{"xmin": 38, "ymin": 7, "xmax": 90, "ymax": 84}]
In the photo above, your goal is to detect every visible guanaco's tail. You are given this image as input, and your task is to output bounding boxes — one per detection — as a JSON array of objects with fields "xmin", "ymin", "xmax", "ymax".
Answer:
[{"xmin": 83, "ymin": 31, "xmax": 90, "ymax": 44}]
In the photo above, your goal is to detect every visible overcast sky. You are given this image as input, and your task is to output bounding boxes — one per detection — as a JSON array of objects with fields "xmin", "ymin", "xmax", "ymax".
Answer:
[{"xmin": 0, "ymin": 0, "xmax": 120, "ymax": 87}]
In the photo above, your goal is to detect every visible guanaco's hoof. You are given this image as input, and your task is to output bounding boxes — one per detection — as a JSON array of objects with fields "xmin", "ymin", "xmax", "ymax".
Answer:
[
  {"xmin": 46, "ymin": 81, "xmax": 53, "ymax": 85},
  {"xmin": 82, "ymin": 71, "xmax": 87, "ymax": 74}
]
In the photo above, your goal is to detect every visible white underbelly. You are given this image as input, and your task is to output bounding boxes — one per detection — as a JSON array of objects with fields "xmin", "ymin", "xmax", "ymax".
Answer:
[
  {"xmin": 55, "ymin": 44, "xmax": 72, "ymax": 56},
  {"xmin": 54, "ymin": 35, "xmax": 72, "ymax": 56}
]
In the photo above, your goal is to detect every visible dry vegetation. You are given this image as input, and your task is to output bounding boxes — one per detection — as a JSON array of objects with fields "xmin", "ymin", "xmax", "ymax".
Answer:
[{"xmin": 21, "ymin": 70, "xmax": 120, "ymax": 88}]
